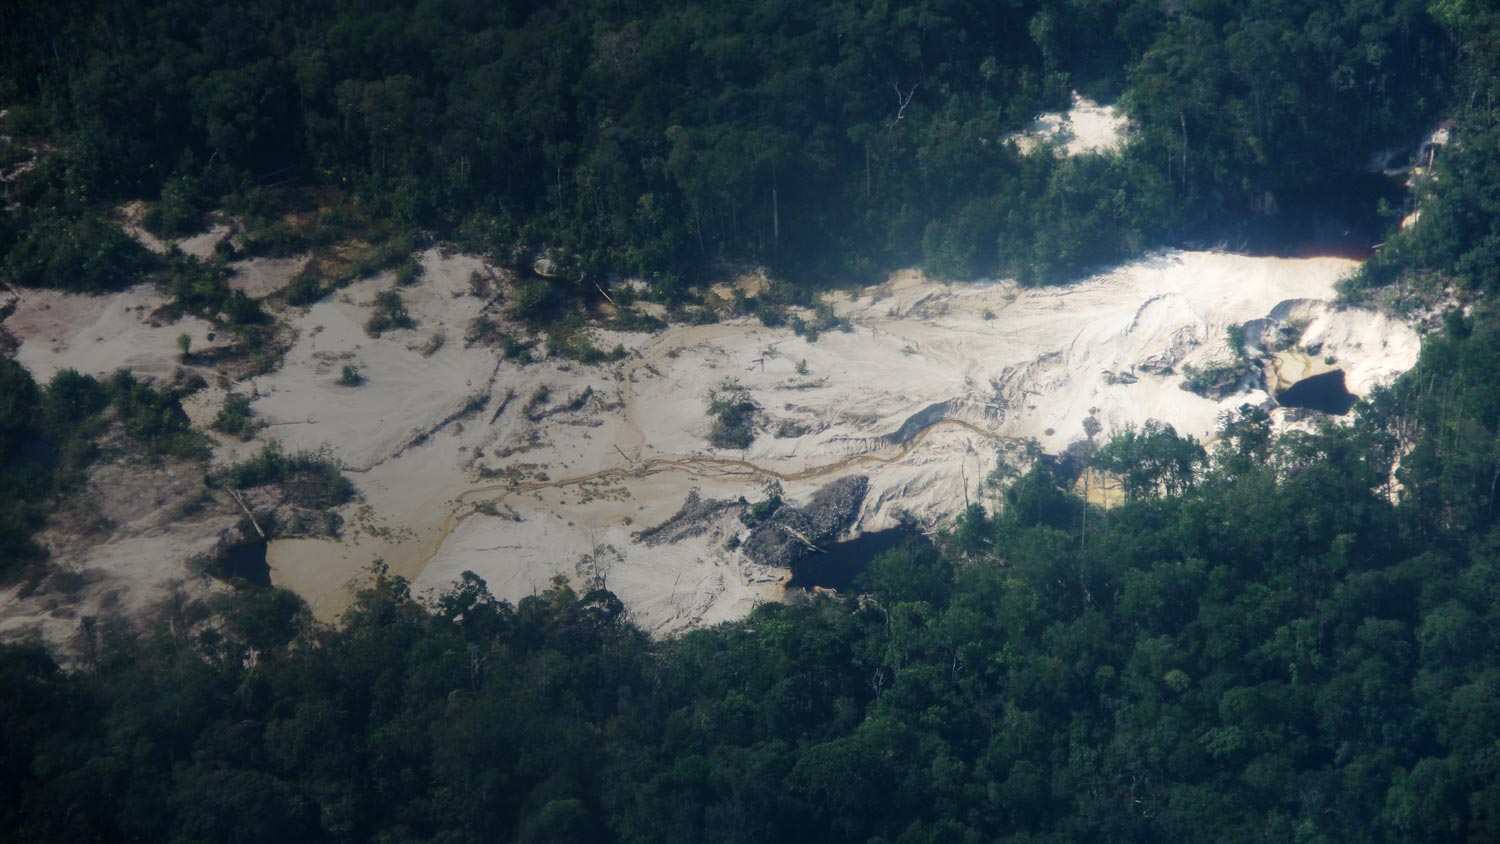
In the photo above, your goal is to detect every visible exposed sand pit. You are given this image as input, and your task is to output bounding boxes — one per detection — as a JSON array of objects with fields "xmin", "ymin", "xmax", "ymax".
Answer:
[
  {"xmin": 4, "ymin": 286, "xmax": 226, "ymax": 383},
  {"xmin": 116, "ymin": 201, "xmax": 169, "ymax": 254},
  {"xmin": 176, "ymin": 223, "xmax": 232, "ymax": 259},
  {"xmin": 246, "ymin": 250, "xmax": 1420, "ymax": 632},
  {"xmin": 1010, "ymin": 92, "xmax": 1130, "ymax": 156},
  {"xmin": 227, "ymin": 256, "xmax": 309, "ymax": 298},
  {"xmin": 5, "ymin": 247, "xmax": 1424, "ymax": 635}
]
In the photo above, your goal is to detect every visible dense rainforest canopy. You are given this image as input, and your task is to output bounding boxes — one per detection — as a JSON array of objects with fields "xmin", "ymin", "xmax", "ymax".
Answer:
[
  {"xmin": 7, "ymin": 1, "xmax": 1500, "ymax": 843},
  {"xmin": 0, "ymin": 0, "xmax": 1450, "ymax": 288}
]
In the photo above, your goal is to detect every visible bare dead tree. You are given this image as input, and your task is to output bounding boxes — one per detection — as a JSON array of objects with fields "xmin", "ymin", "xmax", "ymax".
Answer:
[{"xmin": 889, "ymin": 82, "xmax": 918, "ymax": 128}]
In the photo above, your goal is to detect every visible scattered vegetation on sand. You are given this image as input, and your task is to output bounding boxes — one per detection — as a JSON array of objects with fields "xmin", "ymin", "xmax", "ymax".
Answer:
[
  {"xmin": 1180, "ymin": 360, "xmax": 1248, "ymax": 399},
  {"xmin": 365, "ymin": 288, "xmax": 414, "ymax": 337},
  {"xmin": 213, "ymin": 393, "xmax": 257, "ymax": 440},
  {"xmin": 739, "ymin": 480, "xmax": 784, "ymax": 527},
  {"xmin": 107, "ymin": 371, "xmax": 209, "ymax": 459},
  {"xmin": 706, "ymin": 380, "xmax": 759, "ymax": 450},
  {"xmin": 215, "ymin": 442, "xmax": 355, "ymax": 510}
]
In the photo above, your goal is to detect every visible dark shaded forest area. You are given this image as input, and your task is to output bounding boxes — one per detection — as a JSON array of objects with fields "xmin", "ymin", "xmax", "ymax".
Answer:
[
  {"xmin": 0, "ymin": 0, "xmax": 1447, "ymax": 289},
  {"xmin": 6, "ymin": 1, "xmax": 1500, "ymax": 843}
]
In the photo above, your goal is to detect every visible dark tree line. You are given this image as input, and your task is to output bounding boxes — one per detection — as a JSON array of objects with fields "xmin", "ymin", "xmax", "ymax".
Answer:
[{"xmin": 1, "ymin": 0, "xmax": 1449, "ymax": 290}]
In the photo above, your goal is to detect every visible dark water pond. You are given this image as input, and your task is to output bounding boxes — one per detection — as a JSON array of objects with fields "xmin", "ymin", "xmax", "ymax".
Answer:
[
  {"xmin": 786, "ymin": 527, "xmax": 923, "ymax": 592},
  {"xmin": 220, "ymin": 540, "xmax": 271, "ymax": 587},
  {"xmin": 1277, "ymin": 370, "xmax": 1357, "ymax": 415}
]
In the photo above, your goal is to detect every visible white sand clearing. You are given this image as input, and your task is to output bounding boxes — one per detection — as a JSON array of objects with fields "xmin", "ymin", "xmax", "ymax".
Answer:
[
  {"xmin": 258, "ymin": 250, "xmax": 1420, "ymax": 633},
  {"xmin": 176, "ymin": 223, "xmax": 233, "ymax": 259},
  {"xmin": 5, "ymin": 286, "xmax": 226, "ymax": 383},
  {"xmin": 227, "ymin": 256, "xmax": 308, "ymax": 298},
  {"xmin": 1010, "ymin": 92, "xmax": 1129, "ymax": 156},
  {"xmin": 4, "ymin": 248, "xmax": 1423, "ymax": 636}
]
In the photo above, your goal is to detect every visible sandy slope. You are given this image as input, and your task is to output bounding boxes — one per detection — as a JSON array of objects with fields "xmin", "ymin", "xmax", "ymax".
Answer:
[{"xmin": 4, "ymin": 248, "xmax": 1422, "ymax": 636}]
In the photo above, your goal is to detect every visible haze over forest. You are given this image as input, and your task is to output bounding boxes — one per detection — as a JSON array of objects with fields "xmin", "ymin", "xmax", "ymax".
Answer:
[{"xmin": 4, "ymin": 1, "xmax": 1500, "ymax": 842}]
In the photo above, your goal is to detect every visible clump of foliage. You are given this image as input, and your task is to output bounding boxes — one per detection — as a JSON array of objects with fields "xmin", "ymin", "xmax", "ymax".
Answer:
[
  {"xmin": 394, "ymin": 258, "xmax": 423, "ymax": 286},
  {"xmin": 0, "ymin": 364, "xmax": 109, "ymax": 568},
  {"xmin": 364, "ymin": 289, "xmax": 413, "ymax": 337},
  {"xmin": 547, "ymin": 326, "xmax": 627, "ymax": 364},
  {"xmin": 502, "ymin": 336, "xmax": 536, "ymax": 364},
  {"xmin": 2, "ymin": 209, "xmax": 155, "ymax": 293},
  {"xmin": 217, "ymin": 442, "xmax": 354, "ymax": 509},
  {"xmin": 212, "ymin": 393, "xmax": 257, "ymax": 440},
  {"xmin": 706, "ymin": 380, "xmax": 759, "ymax": 449},
  {"xmin": 161, "ymin": 252, "xmax": 264, "ymax": 327},
  {"xmin": 1090, "ymin": 419, "xmax": 1206, "ymax": 499},
  {"xmin": 106, "ymin": 371, "xmax": 207, "ymax": 458},
  {"xmin": 465, "ymin": 316, "xmax": 539, "ymax": 365},
  {"xmin": 282, "ymin": 269, "xmax": 326, "ymax": 307},
  {"xmin": 1225, "ymin": 322, "xmax": 1248, "ymax": 361},
  {"xmin": 739, "ymin": 480, "xmax": 784, "ymax": 527},
  {"xmin": 510, "ymin": 278, "xmax": 562, "ymax": 322},
  {"xmin": 788, "ymin": 301, "xmax": 848, "ymax": 342},
  {"xmin": 1180, "ymin": 359, "xmax": 1247, "ymax": 398},
  {"xmin": 338, "ymin": 364, "xmax": 362, "ymax": 386},
  {"xmin": 608, "ymin": 307, "xmax": 666, "ymax": 333},
  {"xmin": 142, "ymin": 173, "xmax": 209, "ymax": 238},
  {"xmin": 523, "ymin": 385, "xmax": 551, "ymax": 420}
]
